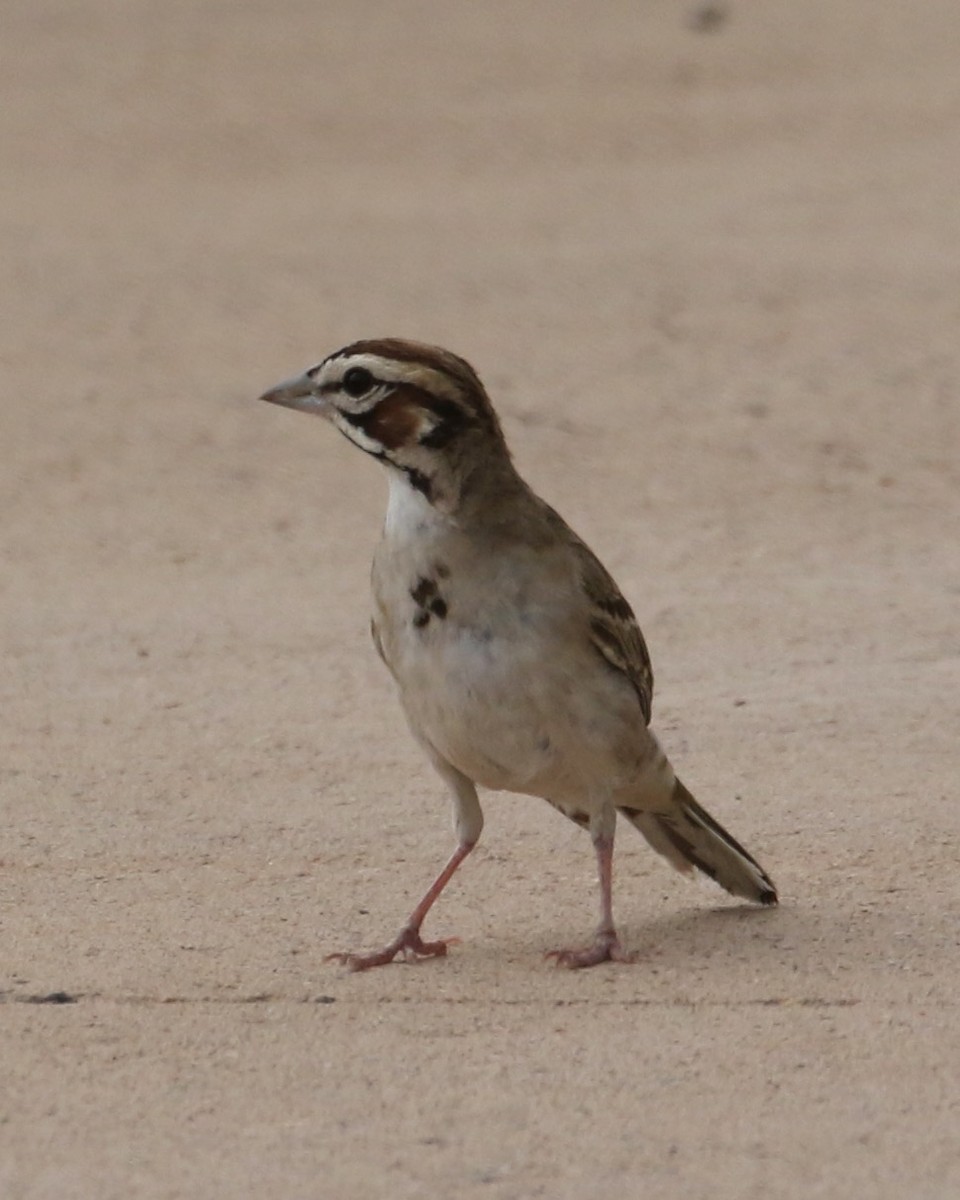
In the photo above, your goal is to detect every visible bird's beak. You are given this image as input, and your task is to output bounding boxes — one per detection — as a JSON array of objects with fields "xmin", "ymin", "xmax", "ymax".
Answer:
[{"xmin": 258, "ymin": 372, "xmax": 325, "ymax": 414}]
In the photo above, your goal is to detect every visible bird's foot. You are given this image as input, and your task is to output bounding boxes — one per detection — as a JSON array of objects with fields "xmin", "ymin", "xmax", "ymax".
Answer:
[
  {"xmin": 326, "ymin": 925, "xmax": 461, "ymax": 972},
  {"xmin": 545, "ymin": 928, "xmax": 636, "ymax": 969}
]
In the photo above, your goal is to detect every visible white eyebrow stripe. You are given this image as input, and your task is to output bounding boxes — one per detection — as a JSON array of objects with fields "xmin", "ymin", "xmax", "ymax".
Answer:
[{"xmin": 318, "ymin": 353, "xmax": 464, "ymax": 402}]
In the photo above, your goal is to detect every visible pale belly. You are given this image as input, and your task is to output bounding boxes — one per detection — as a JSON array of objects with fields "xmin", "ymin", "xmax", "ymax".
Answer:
[
  {"xmin": 370, "ymin": 486, "xmax": 653, "ymax": 803},
  {"xmin": 386, "ymin": 618, "xmax": 647, "ymax": 801}
]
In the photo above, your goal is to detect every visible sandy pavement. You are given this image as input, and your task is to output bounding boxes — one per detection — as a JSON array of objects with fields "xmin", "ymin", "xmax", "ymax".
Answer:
[{"xmin": 2, "ymin": 2, "xmax": 959, "ymax": 1197}]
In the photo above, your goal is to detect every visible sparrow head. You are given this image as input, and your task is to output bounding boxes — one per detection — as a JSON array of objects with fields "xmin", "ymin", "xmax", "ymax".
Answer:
[{"xmin": 260, "ymin": 338, "xmax": 512, "ymax": 510}]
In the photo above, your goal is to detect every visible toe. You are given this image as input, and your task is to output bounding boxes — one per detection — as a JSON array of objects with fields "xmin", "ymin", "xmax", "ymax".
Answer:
[
  {"xmin": 326, "ymin": 930, "xmax": 461, "ymax": 971},
  {"xmin": 545, "ymin": 933, "xmax": 635, "ymax": 969},
  {"xmin": 401, "ymin": 934, "xmax": 461, "ymax": 962}
]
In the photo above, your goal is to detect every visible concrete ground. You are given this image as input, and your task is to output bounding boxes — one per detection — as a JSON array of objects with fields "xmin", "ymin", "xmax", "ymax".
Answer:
[{"xmin": 2, "ymin": 2, "xmax": 959, "ymax": 1196}]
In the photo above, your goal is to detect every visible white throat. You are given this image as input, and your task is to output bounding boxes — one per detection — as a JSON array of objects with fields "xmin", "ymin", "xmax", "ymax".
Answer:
[{"xmin": 384, "ymin": 467, "xmax": 446, "ymax": 541}]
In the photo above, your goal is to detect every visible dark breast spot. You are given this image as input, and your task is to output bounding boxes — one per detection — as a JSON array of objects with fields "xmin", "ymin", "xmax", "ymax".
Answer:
[
  {"xmin": 410, "ymin": 577, "xmax": 438, "ymax": 606},
  {"xmin": 410, "ymin": 576, "xmax": 448, "ymax": 630}
]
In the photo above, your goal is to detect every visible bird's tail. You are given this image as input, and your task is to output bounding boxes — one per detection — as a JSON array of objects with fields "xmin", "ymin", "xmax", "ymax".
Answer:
[{"xmin": 619, "ymin": 777, "xmax": 778, "ymax": 905}]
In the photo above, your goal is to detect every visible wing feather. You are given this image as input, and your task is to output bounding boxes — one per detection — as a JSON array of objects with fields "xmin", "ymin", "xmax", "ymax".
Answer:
[
  {"xmin": 577, "ymin": 545, "xmax": 654, "ymax": 724},
  {"xmin": 535, "ymin": 499, "xmax": 655, "ymax": 724}
]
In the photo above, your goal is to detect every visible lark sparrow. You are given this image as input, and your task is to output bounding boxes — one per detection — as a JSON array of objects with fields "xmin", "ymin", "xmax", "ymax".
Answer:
[{"xmin": 260, "ymin": 339, "xmax": 777, "ymax": 969}]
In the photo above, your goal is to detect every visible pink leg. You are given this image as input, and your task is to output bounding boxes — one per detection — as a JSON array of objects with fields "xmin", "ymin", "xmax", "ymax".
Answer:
[
  {"xmin": 546, "ymin": 834, "xmax": 636, "ymax": 968},
  {"xmin": 327, "ymin": 840, "xmax": 476, "ymax": 971}
]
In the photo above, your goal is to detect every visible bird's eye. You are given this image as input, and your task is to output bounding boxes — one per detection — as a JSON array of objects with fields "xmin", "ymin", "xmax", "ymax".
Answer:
[{"xmin": 342, "ymin": 366, "xmax": 375, "ymax": 398}]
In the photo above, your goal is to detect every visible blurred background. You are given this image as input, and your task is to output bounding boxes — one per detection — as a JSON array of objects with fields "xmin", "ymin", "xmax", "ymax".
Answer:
[
  {"xmin": 2, "ymin": 2, "xmax": 959, "ymax": 1197},
  {"xmin": 4, "ymin": 0, "xmax": 956, "ymax": 850}
]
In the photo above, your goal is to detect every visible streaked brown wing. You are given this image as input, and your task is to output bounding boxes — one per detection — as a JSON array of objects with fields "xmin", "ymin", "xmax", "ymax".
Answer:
[{"xmin": 573, "ymin": 541, "xmax": 655, "ymax": 725}]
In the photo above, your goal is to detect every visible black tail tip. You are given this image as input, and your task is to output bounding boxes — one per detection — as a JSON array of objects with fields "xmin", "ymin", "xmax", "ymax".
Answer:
[{"xmin": 758, "ymin": 884, "xmax": 779, "ymax": 906}]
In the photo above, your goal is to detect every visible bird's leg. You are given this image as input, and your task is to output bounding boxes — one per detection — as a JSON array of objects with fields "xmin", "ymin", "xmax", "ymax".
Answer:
[
  {"xmin": 327, "ymin": 839, "xmax": 476, "ymax": 971},
  {"xmin": 547, "ymin": 826, "xmax": 636, "ymax": 968},
  {"xmin": 329, "ymin": 759, "xmax": 484, "ymax": 971},
  {"xmin": 337, "ymin": 841, "xmax": 474, "ymax": 970}
]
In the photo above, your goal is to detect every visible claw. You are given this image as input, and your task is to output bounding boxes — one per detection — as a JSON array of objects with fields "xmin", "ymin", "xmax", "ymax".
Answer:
[
  {"xmin": 545, "ymin": 929, "xmax": 636, "ymax": 969},
  {"xmin": 326, "ymin": 928, "xmax": 461, "ymax": 972}
]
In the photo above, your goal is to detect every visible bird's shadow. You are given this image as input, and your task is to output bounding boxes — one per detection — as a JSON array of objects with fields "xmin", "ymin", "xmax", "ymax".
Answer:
[
  {"xmin": 626, "ymin": 901, "xmax": 784, "ymax": 962},
  {"xmin": 493, "ymin": 897, "xmax": 827, "ymax": 980}
]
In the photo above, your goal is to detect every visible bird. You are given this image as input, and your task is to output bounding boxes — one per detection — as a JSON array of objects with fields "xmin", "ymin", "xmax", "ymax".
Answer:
[{"xmin": 259, "ymin": 338, "xmax": 777, "ymax": 969}]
